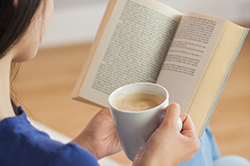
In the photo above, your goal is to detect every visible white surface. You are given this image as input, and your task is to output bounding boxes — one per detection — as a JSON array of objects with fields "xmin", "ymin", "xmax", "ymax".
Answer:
[
  {"xmin": 28, "ymin": 118, "xmax": 122, "ymax": 166},
  {"xmin": 41, "ymin": 3, "xmax": 108, "ymax": 48},
  {"xmin": 41, "ymin": 0, "xmax": 250, "ymax": 48}
]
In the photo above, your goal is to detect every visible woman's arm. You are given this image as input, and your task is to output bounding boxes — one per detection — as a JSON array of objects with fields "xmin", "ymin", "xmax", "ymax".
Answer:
[{"xmin": 72, "ymin": 103, "xmax": 200, "ymax": 166}]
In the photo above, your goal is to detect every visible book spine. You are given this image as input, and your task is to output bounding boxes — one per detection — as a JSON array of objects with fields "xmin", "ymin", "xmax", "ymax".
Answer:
[{"xmin": 200, "ymin": 28, "xmax": 249, "ymax": 138}]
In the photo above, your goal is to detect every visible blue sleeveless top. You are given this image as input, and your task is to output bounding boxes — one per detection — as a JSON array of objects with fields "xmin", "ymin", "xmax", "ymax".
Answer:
[{"xmin": 0, "ymin": 107, "xmax": 99, "ymax": 166}]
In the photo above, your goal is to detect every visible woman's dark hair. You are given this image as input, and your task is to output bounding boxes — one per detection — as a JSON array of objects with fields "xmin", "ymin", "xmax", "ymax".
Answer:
[{"xmin": 0, "ymin": 0, "xmax": 42, "ymax": 115}]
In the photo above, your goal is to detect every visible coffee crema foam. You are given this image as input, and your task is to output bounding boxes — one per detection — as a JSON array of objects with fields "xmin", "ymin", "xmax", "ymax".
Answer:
[{"xmin": 112, "ymin": 93, "xmax": 166, "ymax": 112}]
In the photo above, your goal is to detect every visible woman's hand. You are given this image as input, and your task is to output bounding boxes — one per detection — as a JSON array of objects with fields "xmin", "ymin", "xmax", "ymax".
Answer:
[
  {"xmin": 133, "ymin": 103, "xmax": 200, "ymax": 166},
  {"xmin": 72, "ymin": 108, "xmax": 122, "ymax": 159}
]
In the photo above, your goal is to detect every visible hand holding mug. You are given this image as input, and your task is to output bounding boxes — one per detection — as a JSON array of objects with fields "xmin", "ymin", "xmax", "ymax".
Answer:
[
  {"xmin": 133, "ymin": 103, "xmax": 200, "ymax": 166},
  {"xmin": 108, "ymin": 82, "xmax": 182, "ymax": 161}
]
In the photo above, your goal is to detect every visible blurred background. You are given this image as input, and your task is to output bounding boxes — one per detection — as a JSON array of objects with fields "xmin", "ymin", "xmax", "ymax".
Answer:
[
  {"xmin": 15, "ymin": 0, "xmax": 250, "ymax": 165},
  {"xmin": 41, "ymin": 0, "xmax": 250, "ymax": 48}
]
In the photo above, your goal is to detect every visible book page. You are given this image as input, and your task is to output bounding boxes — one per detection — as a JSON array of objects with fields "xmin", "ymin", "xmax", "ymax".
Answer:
[
  {"xmin": 156, "ymin": 12, "xmax": 227, "ymax": 114},
  {"xmin": 79, "ymin": 0, "xmax": 182, "ymax": 107}
]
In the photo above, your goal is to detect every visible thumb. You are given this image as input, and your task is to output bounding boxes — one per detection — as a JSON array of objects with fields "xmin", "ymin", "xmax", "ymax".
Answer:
[{"xmin": 162, "ymin": 103, "xmax": 181, "ymax": 129}]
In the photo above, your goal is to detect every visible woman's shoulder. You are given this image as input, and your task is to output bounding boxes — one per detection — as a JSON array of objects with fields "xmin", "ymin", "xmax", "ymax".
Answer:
[
  {"xmin": 0, "ymin": 106, "xmax": 51, "ymax": 141},
  {"xmin": 49, "ymin": 142, "xmax": 99, "ymax": 166},
  {"xmin": 0, "ymin": 107, "xmax": 99, "ymax": 166}
]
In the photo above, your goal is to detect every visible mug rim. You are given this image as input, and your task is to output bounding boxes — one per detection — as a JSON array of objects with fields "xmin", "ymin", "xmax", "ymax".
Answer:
[{"xmin": 108, "ymin": 82, "xmax": 169, "ymax": 114}]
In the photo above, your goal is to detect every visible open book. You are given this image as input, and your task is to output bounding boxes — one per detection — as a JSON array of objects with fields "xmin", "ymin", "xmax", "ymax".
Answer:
[{"xmin": 71, "ymin": 0, "xmax": 249, "ymax": 137}]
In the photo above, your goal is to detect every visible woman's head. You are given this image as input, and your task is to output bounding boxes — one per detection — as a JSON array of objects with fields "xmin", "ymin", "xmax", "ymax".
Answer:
[
  {"xmin": 0, "ymin": 0, "xmax": 54, "ymax": 115},
  {"xmin": 0, "ymin": 0, "xmax": 54, "ymax": 62}
]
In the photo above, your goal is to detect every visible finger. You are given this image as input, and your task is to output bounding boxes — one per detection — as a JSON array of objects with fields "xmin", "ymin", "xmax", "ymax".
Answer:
[
  {"xmin": 99, "ymin": 107, "xmax": 112, "ymax": 117},
  {"xmin": 101, "ymin": 107, "xmax": 111, "ymax": 114},
  {"xmin": 162, "ymin": 103, "xmax": 181, "ymax": 127},
  {"xmin": 180, "ymin": 113, "xmax": 196, "ymax": 132},
  {"xmin": 179, "ymin": 114, "xmax": 186, "ymax": 123}
]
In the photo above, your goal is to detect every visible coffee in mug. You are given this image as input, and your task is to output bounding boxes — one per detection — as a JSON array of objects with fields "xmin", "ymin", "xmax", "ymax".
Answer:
[{"xmin": 112, "ymin": 93, "xmax": 166, "ymax": 112}]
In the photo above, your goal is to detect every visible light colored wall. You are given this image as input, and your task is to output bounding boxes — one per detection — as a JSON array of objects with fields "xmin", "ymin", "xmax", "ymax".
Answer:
[{"xmin": 41, "ymin": 0, "xmax": 250, "ymax": 48}]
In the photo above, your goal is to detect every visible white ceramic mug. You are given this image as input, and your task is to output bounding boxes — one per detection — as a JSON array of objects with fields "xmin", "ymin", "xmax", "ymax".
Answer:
[{"xmin": 108, "ymin": 82, "xmax": 182, "ymax": 161}]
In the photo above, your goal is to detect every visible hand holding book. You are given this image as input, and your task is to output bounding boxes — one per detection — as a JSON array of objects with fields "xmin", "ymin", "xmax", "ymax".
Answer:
[{"xmin": 71, "ymin": 0, "xmax": 248, "ymax": 137}]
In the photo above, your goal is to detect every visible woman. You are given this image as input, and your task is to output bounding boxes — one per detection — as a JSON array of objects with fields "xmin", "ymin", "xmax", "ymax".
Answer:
[
  {"xmin": 0, "ymin": 0, "xmax": 248, "ymax": 166},
  {"xmin": 0, "ymin": 0, "xmax": 200, "ymax": 165}
]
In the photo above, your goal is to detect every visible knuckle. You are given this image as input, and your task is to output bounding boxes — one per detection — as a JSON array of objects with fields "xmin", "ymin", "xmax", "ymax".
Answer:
[
  {"xmin": 188, "ymin": 154, "xmax": 195, "ymax": 161},
  {"xmin": 192, "ymin": 141, "xmax": 200, "ymax": 153}
]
